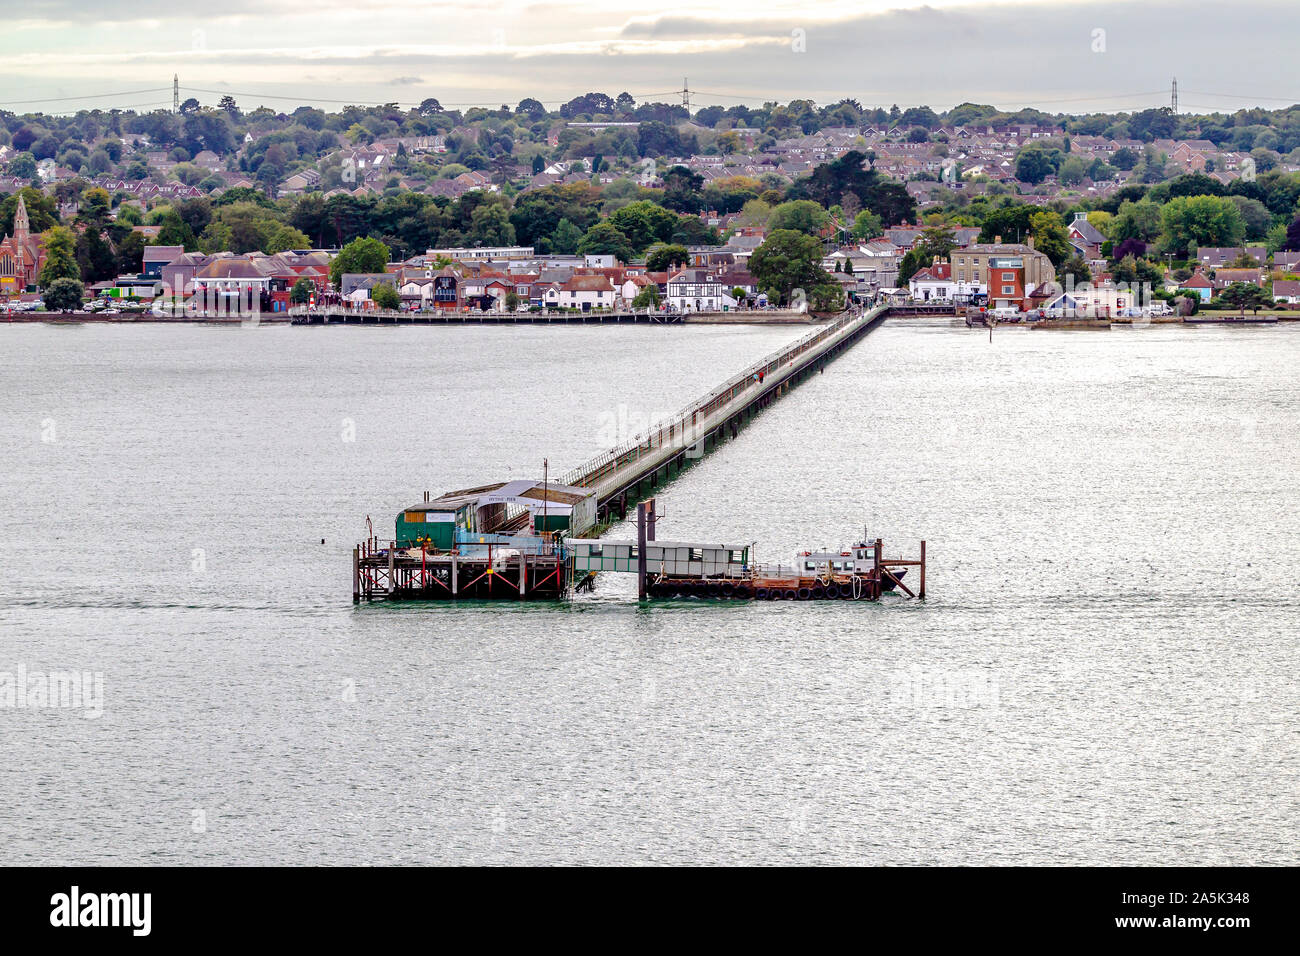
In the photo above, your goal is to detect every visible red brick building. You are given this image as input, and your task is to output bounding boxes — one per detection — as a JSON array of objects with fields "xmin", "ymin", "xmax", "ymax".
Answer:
[{"xmin": 0, "ymin": 196, "xmax": 46, "ymax": 299}]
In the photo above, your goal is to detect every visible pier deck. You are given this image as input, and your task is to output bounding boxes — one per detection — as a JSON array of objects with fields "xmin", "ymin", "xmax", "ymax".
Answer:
[{"xmin": 292, "ymin": 307, "xmax": 818, "ymax": 326}]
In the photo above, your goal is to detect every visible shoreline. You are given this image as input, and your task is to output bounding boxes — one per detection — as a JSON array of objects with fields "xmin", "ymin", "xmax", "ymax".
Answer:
[{"xmin": 2, "ymin": 313, "xmax": 295, "ymax": 325}]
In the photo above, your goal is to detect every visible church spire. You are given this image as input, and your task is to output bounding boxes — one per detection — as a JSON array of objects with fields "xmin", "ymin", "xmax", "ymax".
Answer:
[{"xmin": 13, "ymin": 194, "xmax": 29, "ymax": 244}]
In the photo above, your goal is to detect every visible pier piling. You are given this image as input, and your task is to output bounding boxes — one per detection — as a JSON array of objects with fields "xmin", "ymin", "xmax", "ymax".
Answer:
[
  {"xmin": 637, "ymin": 501, "xmax": 648, "ymax": 601},
  {"xmin": 920, "ymin": 540, "xmax": 926, "ymax": 599},
  {"xmin": 352, "ymin": 547, "xmax": 360, "ymax": 603}
]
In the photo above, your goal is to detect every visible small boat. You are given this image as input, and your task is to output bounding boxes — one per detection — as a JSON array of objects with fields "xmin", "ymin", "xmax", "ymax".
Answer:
[{"xmin": 796, "ymin": 543, "xmax": 908, "ymax": 591}]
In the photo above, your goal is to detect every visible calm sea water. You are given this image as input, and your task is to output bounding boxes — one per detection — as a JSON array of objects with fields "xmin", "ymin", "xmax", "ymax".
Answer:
[{"xmin": 2, "ymin": 318, "xmax": 1296, "ymax": 865}]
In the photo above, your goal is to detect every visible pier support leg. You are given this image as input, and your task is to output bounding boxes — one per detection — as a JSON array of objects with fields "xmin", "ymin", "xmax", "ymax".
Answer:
[
  {"xmin": 874, "ymin": 537, "xmax": 883, "ymax": 601},
  {"xmin": 646, "ymin": 497, "xmax": 656, "ymax": 542},
  {"xmin": 920, "ymin": 540, "xmax": 926, "ymax": 599},
  {"xmin": 520, "ymin": 553, "xmax": 527, "ymax": 598},
  {"xmin": 387, "ymin": 543, "xmax": 395, "ymax": 597},
  {"xmin": 352, "ymin": 547, "xmax": 360, "ymax": 603},
  {"xmin": 637, "ymin": 501, "xmax": 648, "ymax": 601},
  {"xmin": 452, "ymin": 554, "xmax": 458, "ymax": 596}
]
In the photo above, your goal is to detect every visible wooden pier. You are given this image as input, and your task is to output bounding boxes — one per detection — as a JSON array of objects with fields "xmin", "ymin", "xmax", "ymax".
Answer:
[
  {"xmin": 293, "ymin": 306, "xmax": 819, "ymax": 326},
  {"xmin": 350, "ymin": 302, "xmax": 924, "ymax": 605},
  {"xmin": 296, "ymin": 307, "xmax": 685, "ymax": 325},
  {"xmin": 353, "ymin": 536, "xmax": 571, "ymax": 601}
]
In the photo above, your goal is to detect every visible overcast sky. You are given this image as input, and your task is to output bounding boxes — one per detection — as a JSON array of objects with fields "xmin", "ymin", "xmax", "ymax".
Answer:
[{"xmin": 2, "ymin": 0, "xmax": 1296, "ymax": 116}]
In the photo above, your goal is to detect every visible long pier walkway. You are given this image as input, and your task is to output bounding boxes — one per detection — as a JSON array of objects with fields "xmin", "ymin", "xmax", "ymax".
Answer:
[
  {"xmin": 561, "ymin": 304, "xmax": 889, "ymax": 522},
  {"xmin": 292, "ymin": 307, "xmax": 817, "ymax": 326}
]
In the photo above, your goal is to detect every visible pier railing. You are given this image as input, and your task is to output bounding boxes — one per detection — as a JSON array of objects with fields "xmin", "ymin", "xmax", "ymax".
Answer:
[{"xmin": 560, "ymin": 305, "xmax": 882, "ymax": 490}]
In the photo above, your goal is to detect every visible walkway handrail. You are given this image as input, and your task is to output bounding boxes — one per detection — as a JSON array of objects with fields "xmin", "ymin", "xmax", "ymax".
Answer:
[{"xmin": 560, "ymin": 304, "xmax": 883, "ymax": 489}]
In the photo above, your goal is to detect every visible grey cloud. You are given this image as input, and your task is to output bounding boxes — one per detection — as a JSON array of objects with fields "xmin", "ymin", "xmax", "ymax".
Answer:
[
  {"xmin": 7, "ymin": 0, "xmax": 259, "ymax": 18},
  {"xmin": 5, "ymin": 0, "xmax": 1297, "ymax": 113}
]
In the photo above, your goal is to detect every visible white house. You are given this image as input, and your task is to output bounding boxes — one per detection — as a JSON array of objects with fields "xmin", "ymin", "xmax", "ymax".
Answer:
[
  {"xmin": 1040, "ymin": 285, "xmax": 1136, "ymax": 316},
  {"xmin": 399, "ymin": 278, "xmax": 436, "ymax": 305},
  {"xmin": 908, "ymin": 262, "xmax": 985, "ymax": 301},
  {"xmin": 543, "ymin": 275, "xmax": 617, "ymax": 311},
  {"xmin": 620, "ymin": 275, "xmax": 657, "ymax": 305},
  {"xmin": 1270, "ymin": 280, "xmax": 1300, "ymax": 304},
  {"xmin": 666, "ymin": 268, "xmax": 737, "ymax": 312}
]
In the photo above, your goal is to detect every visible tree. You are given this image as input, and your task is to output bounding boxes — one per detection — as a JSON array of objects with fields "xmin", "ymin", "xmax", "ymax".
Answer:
[
  {"xmin": 631, "ymin": 285, "xmax": 660, "ymax": 308},
  {"xmin": 504, "ymin": 291, "xmax": 520, "ymax": 312},
  {"xmin": 509, "ymin": 183, "xmax": 601, "ymax": 246},
  {"xmin": 577, "ymin": 222, "xmax": 634, "ymax": 261},
  {"xmin": 787, "ymin": 150, "xmax": 915, "ymax": 225},
  {"xmin": 329, "ymin": 236, "xmax": 390, "ymax": 288},
  {"xmin": 290, "ymin": 277, "xmax": 314, "ymax": 304},
  {"xmin": 75, "ymin": 228, "xmax": 117, "ymax": 283},
  {"xmin": 1111, "ymin": 238, "xmax": 1147, "ymax": 262},
  {"xmin": 1129, "ymin": 107, "xmax": 1177, "ymax": 141},
  {"xmin": 371, "ymin": 283, "xmax": 401, "ymax": 310},
  {"xmin": 549, "ymin": 217, "xmax": 584, "ymax": 255},
  {"xmin": 1112, "ymin": 199, "xmax": 1163, "ymax": 243},
  {"xmin": 43, "ymin": 277, "xmax": 85, "ymax": 311},
  {"xmin": 898, "ymin": 225, "xmax": 958, "ymax": 284},
  {"xmin": 748, "ymin": 229, "xmax": 835, "ymax": 306},
  {"xmin": 39, "ymin": 226, "xmax": 80, "ymax": 285},
  {"xmin": 265, "ymin": 225, "xmax": 311, "ymax": 254},
  {"xmin": 1111, "ymin": 254, "xmax": 1162, "ymax": 287},
  {"xmin": 767, "ymin": 200, "xmax": 829, "ymax": 235},
  {"xmin": 1158, "ymin": 195, "xmax": 1246, "ymax": 259},
  {"xmin": 1228, "ymin": 195, "xmax": 1272, "ymax": 240},
  {"xmin": 1217, "ymin": 282, "xmax": 1271, "ymax": 316},
  {"xmin": 1057, "ymin": 254, "xmax": 1092, "ymax": 285},
  {"xmin": 978, "ymin": 203, "xmax": 1034, "ymax": 244},
  {"xmin": 468, "ymin": 202, "xmax": 516, "ymax": 246},
  {"xmin": 1029, "ymin": 210, "xmax": 1071, "ymax": 265},
  {"xmin": 114, "ymin": 231, "xmax": 146, "ymax": 276},
  {"xmin": 608, "ymin": 200, "xmax": 678, "ymax": 252},
  {"xmin": 645, "ymin": 244, "xmax": 689, "ymax": 271},
  {"xmin": 1279, "ymin": 215, "xmax": 1300, "ymax": 253},
  {"xmin": 516, "ymin": 98, "xmax": 546, "ymax": 120},
  {"xmin": 1057, "ymin": 155, "xmax": 1090, "ymax": 186},
  {"xmin": 637, "ymin": 121, "xmax": 689, "ymax": 159},
  {"xmin": 1015, "ymin": 146, "xmax": 1057, "ymax": 184},
  {"xmin": 9, "ymin": 152, "xmax": 37, "ymax": 180},
  {"xmin": 852, "ymin": 209, "xmax": 884, "ymax": 240},
  {"xmin": 660, "ymin": 166, "xmax": 705, "ymax": 213}
]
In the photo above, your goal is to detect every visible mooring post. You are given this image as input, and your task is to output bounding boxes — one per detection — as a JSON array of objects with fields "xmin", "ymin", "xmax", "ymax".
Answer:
[
  {"xmin": 637, "ymin": 501, "xmax": 648, "ymax": 601},
  {"xmin": 520, "ymin": 552, "xmax": 527, "ymax": 597},
  {"xmin": 646, "ymin": 497, "xmax": 656, "ymax": 542},
  {"xmin": 920, "ymin": 540, "xmax": 926, "ymax": 599},
  {"xmin": 352, "ymin": 546, "xmax": 360, "ymax": 603},
  {"xmin": 387, "ymin": 542, "xmax": 396, "ymax": 597},
  {"xmin": 451, "ymin": 553, "xmax": 458, "ymax": 595}
]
